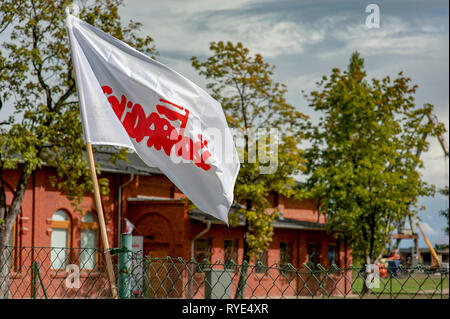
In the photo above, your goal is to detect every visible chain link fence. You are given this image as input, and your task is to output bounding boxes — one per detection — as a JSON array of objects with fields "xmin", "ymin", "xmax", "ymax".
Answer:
[
  {"xmin": 0, "ymin": 246, "xmax": 448, "ymax": 299},
  {"xmin": 0, "ymin": 246, "xmax": 116, "ymax": 299}
]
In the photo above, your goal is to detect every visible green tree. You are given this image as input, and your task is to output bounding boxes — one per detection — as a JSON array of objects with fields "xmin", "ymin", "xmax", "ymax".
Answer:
[
  {"xmin": 0, "ymin": 0, "xmax": 156, "ymax": 298},
  {"xmin": 192, "ymin": 41, "xmax": 307, "ymax": 298},
  {"xmin": 303, "ymin": 52, "xmax": 445, "ymax": 269}
]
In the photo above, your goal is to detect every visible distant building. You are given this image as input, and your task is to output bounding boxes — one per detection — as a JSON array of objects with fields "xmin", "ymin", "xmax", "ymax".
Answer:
[
  {"xmin": 5, "ymin": 149, "xmax": 352, "ymax": 298},
  {"xmin": 400, "ymin": 247, "xmax": 449, "ymax": 268}
]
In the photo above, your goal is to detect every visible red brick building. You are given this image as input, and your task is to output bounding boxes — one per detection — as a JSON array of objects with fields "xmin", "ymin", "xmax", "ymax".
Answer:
[{"xmin": 4, "ymin": 150, "xmax": 352, "ymax": 298}]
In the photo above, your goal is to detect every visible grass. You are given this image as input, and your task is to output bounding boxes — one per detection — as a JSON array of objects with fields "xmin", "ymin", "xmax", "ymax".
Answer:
[{"xmin": 352, "ymin": 272, "xmax": 449, "ymax": 298}]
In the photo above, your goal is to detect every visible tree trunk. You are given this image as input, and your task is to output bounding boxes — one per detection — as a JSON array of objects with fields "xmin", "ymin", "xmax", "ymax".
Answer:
[
  {"xmin": 0, "ymin": 225, "xmax": 12, "ymax": 299},
  {"xmin": 234, "ymin": 200, "xmax": 252, "ymax": 299},
  {"xmin": 0, "ymin": 168, "xmax": 32, "ymax": 299},
  {"xmin": 360, "ymin": 255, "xmax": 376, "ymax": 296},
  {"xmin": 360, "ymin": 211, "xmax": 379, "ymax": 296}
]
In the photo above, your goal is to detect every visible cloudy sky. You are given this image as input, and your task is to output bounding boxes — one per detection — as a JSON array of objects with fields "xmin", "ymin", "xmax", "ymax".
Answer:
[
  {"xmin": 1, "ymin": 1, "xmax": 448, "ymax": 247},
  {"xmin": 116, "ymin": 0, "xmax": 449, "ymax": 248}
]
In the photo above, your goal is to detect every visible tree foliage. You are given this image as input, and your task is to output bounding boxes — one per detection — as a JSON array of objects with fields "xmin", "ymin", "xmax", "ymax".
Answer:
[
  {"xmin": 439, "ymin": 186, "xmax": 449, "ymax": 235},
  {"xmin": 0, "ymin": 0, "xmax": 156, "ymax": 297},
  {"xmin": 192, "ymin": 41, "xmax": 307, "ymax": 260},
  {"xmin": 303, "ymin": 52, "xmax": 446, "ymax": 265}
]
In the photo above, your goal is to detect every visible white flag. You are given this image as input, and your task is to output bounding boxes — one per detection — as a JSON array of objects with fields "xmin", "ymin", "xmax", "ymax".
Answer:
[{"xmin": 65, "ymin": 14, "xmax": 239, "ymax": 224}]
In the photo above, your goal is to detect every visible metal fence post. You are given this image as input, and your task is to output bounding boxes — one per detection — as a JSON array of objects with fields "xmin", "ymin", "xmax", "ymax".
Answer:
[
  {"xmin": 35, "ymin": 261, "xmax": 48, "ymax": 299},
  {"xmin": 119, "ymin": 233, "xmax": 132, "ymax": 299},
  {"xmin": 389, "ymin": 271, "xmax": 393, "ymax": 299},
  {"xmin": 31, "ymin": 261, "xmax": 47, "ymax": 299},
  {"xmin": 235, "ymin": 261, "xmax": 249, "ymax": 299},
  {"xmin": 317, "ymin": 264, "xmax": 326, "ymax": 299},
  {"xmin": 32, "ymin": 261, "xmax": 37, "ymax": 299},
  {"xmin": 144, "ymin": 256, "xmax": 149, "ymax": 299},
  {"xmin": 189, "ymin": 258, "xmax": 195, "ymax": 298}
]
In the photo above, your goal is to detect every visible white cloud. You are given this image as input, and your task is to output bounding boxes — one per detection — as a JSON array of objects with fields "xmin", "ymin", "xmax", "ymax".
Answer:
[
  {"xmin": 317, "ymin": 16, "xmax": 448, "ymax": 59},
  {"xmin": 435, "ymin": 235, "xmax": 449, "ymax": 245},
  {"xmin": 420, "ymin": 138, "xmax": 449, "ymax": 189},
  {"xmin": 121, "ymin": 0, "xmax": 328, "ymax": 58},
  {"xmin": 291, "ymin": 73, "xmax": 323, "ymax": 97},
  {"xmin": 231, "ymin": 20, "xmax": 322, "ymax": 57},
  {"xmin": 420, "ymin": 222, "xmax": 437, "ymax": 236},
  {"xmin": 211, "ymin": 18, "xmax": 325, "ymax": 57}
]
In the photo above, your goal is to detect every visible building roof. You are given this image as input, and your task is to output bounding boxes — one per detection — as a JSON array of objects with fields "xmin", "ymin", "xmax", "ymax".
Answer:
[
  {"xmin": 93, "ymin": 148, "xmax": 162, "ymax": 176},
  {"xmin": 127, "ymin": 195, "xmax": 184, "ymax": 202},
  {"xmin": 272, "ymin": 217, "xmax": 326, "ymax": 230},
  {"xmin": 189, "ymin": 209, "xmax": 325, "ymax": 231},
  {"xmin": 399, "ymin": 247, "xmax": 449, "ymax": 254}
]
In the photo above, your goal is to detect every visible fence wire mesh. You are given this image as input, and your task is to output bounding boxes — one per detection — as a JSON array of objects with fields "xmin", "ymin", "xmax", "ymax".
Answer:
[{"xmin": 0, "ymin": 246, "xmax": 448, "ymax": 299}]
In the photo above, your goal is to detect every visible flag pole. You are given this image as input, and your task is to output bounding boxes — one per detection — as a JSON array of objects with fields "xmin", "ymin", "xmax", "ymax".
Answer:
[{"xmin": 86, "ymin": 142, "xmax": 118, "ymax": 299}]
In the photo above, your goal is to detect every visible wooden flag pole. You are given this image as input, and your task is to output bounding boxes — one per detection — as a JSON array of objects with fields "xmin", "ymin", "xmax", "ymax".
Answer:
[{"xmin": 86, "ymin": 142, "xmax": 118, "ymax": 299}]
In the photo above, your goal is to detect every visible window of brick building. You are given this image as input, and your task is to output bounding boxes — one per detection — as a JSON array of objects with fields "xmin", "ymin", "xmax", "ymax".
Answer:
[
  {"xmin": 224, "ymin": 239, "xmax": 239, "ymax": 270},
  {"xmin": 307, "ymin": 243, "xmax": 320, "ymax": 269},
  {"xmin": 279, "ymin": 242, "xmax": 293, "ymax": 274},
  {"xmin": 195, "ymin": 238, "xmax": 211, "ymax": 272},
  {"xmin": 80, "ymin": 213, "xmax": 99, "ymax": 270},
  {"xmin": 255, "ymin": 250, "xmax": 268, "ymax": 274},
  {"xmin": 51, "ymin": 210, "xmax": 71, "ymax": 270},
  {"xmin": 328, "ymin": 243, "xmax": 339, "ymax": 268}
]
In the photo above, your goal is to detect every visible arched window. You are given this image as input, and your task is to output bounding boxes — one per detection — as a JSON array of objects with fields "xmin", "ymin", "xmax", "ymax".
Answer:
[
  {"xmin": 80, "ymin": 212, "xmax": 99, "ymax": 269},
  {"xmin": 51, "ymin": 210, "xmax": 71, "ymax": 270}
]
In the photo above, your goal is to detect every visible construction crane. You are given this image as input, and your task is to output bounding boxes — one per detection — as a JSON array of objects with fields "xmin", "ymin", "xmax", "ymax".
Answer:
[
  {"xmin": 416, "ymin": 222, "xmax": 441, "ymax": 269},
  {"xmin": 388, "ymin": 111, "xmax": 448, "ymax": 266},
  {"xmin": 426, "ymin": 113, "xmax": 449, "ymax": 158}
]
